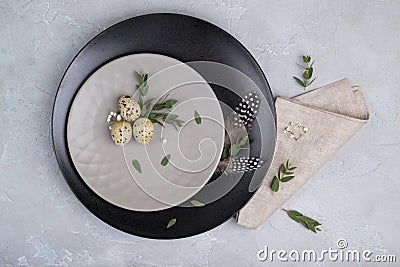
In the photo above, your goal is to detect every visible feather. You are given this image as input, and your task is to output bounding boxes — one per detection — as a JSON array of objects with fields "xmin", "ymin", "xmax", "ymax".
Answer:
[
  {"xmin": 227, "ymin": 157, "xmax": 264, "ymax": 173},
  {"xmin": 231, "ymin": 92, "xmax": 260, "ymax": 129},
  {"xmin": 215, "ymin": 92, "xmax": 262, "ymax": 175}
]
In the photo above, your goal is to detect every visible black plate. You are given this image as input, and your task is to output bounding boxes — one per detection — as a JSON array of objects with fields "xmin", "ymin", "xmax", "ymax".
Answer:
[{"xmin": 52, "ymin": 13, "xmax": 276, "ymax": 239}]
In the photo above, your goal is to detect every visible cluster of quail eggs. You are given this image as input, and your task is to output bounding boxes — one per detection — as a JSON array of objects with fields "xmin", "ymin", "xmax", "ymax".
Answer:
[{"xmin": 107, "ymin": 96, "xmax": 154, "ymax": 146}]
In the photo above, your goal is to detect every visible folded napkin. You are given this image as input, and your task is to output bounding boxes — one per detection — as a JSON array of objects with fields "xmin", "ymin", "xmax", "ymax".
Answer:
[{"xmin": 236, "ymin": 79, "xmax": 369, "ymax": 228}]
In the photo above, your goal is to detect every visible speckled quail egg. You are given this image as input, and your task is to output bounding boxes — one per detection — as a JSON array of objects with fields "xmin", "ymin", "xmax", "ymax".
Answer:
[
  {"xmin": 118, "ymin": 96, "xmax": 141, "ymax": 122},
  {"xmin": 111, "ymin": 121, "xmax": 132, "ymax": 146},
  {"xmin": 132, "ymin": 117, "xmax": 154, "ymax": 145}
]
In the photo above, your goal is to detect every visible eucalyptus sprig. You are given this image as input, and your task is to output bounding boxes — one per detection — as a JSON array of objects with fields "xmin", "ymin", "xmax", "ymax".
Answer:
[
  {"xmin": 135, "ymin": 73, "xmax": 184, "ymax": 129},
  {"xmin": 271, "ymin": 160, "xmax": 297, "ymax": 193},
  {"xmin": 283, "ymin": 209, "xmax": 322, "ymax": 233},
  {"xmin": 293, "ymin": 55, "xmax": 316, "ymax": 90},
  {"xmin": 220, "ymin": 136, "xmax": 249, "ymax": 160}
]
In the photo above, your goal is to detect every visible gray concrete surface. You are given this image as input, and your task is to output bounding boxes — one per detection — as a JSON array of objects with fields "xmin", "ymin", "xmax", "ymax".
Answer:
[{"xmin": 1, "ymin": 0, "xmax": 399, "ymax": 266}]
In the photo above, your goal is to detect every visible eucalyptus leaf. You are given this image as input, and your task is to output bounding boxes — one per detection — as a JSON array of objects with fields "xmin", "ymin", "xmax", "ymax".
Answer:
[
  {"xmin": 281, "ymin": 176, "xmax": 295, "ymax": 182},
  {"xmin": 150, "ymin": 119, "xmax": 164, "ymax": 127},
  {"xmin": 288, "ymin": 210, "xmax": 303, "ymax": 217},
  {"xmin": 238, "ymin": 136, "xmax": 249, "ymax": 147},
  {"xmin": 131, "ymin": 160, "xmax": 141, "ymax": 173},
  {"xmin": 221, "ymin": 147, "xmax": 230, "ymax": 160},
  {"xmin": 167, "ymin": 218, "xmax": 176, "ymax": 228},
  {"xmin": 161, "ymin": 154, "xmax": 171, "ymax": 166},
  {"xmin": 293, "ymin": 76, "xmax": 305, "ymax": 87},
  {"xmin": 190, "ymin": 200, "xmax": 205, "ymax": 207},
  {"xmin": 303, "ymin": 69, "xmax": 311, "ymax": 79},
  {"xmin": 288, "ymin": 212, "xmax": 300, "ymax": 222},
  {"xmin": 194, "ymin": 110, "xmax": 202, "ymax": 125},
  {"xmin": 141, "ymin": 85, "xmax": 149, "ymax": 96},
  {"xmin": 271, "ymin": 177, "xmax": 279, "ymax": 192},
  {"xmin": 152, "ymin": 103, "xmax": 165, "ymax": 111},
  {"xmin": 141, "ymin": 104, "xmax": 147, "ymax": 117},
  {"xmin": 165, "ymin": 99, "xmax": 177, "ymax": 108},
  {"xmin": 303, "ymin": 55, "xmax": 311, "ymax": 63},
  {"xmin": 229, "ymin": 144, "xmax": 239, "ymax": 156},
  {"xmin": 167, "ymin": 114, "xmax": 179, "ymax": 120},
  {"xmin": 280, "ymin": 164, "xmax": 285, "ymax": 174}
]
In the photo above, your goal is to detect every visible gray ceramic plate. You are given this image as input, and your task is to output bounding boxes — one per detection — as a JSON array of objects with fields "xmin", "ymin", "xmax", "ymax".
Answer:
[{"xmin": 67, "ymin": 53, "xmax": 225, "ymax": 212}]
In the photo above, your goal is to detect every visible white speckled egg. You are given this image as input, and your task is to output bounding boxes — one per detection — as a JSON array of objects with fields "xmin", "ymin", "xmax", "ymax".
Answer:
[
  {"xmin": 118, "ymin": 96, "xmax": 141, "ymax": 122},
  {"xmin": 111, "ymin": 121, "xmax": 132, "ymax": 146},
  {"xmin": 132, "ymin": 118, "xmax": 154, "ymax": 145}
]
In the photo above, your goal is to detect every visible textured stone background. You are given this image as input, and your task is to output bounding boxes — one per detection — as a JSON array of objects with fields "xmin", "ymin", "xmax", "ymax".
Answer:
[{"xmin": 1, "ymin": 0, "xmax": 399, "ymax": 266}]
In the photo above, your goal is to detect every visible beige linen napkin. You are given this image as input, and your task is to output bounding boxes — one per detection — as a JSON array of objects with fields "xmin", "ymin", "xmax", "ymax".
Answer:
[{"xmin": 236, "ymin": 79, "xmax": 369, "ymax": 228}]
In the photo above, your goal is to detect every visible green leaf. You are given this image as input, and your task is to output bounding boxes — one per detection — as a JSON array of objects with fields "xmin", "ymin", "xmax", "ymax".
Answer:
[
  {"xmin": 165, "ymin": 99, "xmax": 177, "ymax": 108},
  {"xmin": 271, "ymin": 176, "xmax": 280, "ymax": 192},
  {"xmin": 302, "ymin": 216, "xmax": 321, "ymax": 226},
  {"xmin": 303, "ymin": 69, "xmax": 311, "ymax": 79},
  {"xmin": 190, "ymin": 200, "xmax": 205, "ymax": 207},
  {"xmin": 280, "ymin": 164, "xmax": 286, "ymax": 174},
  {"xmin": 152, "ymin": 103, "xmax": 165, "ymax": 111},
  {"xmin": 300, "ymin": 220, "xmax": 309, "ymax": 228},
  {"xmin": 141, "ymin": 85, "xmax": 149, "ymax": 96},
  {"xmin": 167, "ymin": 113, "xmax": 179, "ymax": 120},
  {"xmin": 161, "ymin": 154, "xmax": 171, "ymax": 166},
  {"xmin": 194, "ymin": 110, "xmax": 202, "ymax": 125},
  {"xmin": 308, "ymin": 67, "xmax": 313, "ymax": 77},
  {"xmin": 176, "ymin": 120, "xmax": 184, "ymax": 127},
  {"xmin": 303, "ymin": 55, "xmax": 311, "ymax": 63},
  {"xmin": 131, "ymin": 160, "xmax": 141, "ymax": 173},
  {"xmin": 229, "ymin": 144, "xmax": 239, "ymax": 156},
  {"xmin": 151, "ymin": 119, "xmax": 164, "ymax": 127},
  {"xmin": 293, "ymin": 76, "xmax": 305, "ymax": 87},
  {"xmin": 148, "ymin": 113, "xmax": 156, "ymax": 119},
  {"xmin": 281, "ymin": 176, "xmax": 295, "ymax": 182},
  {"xmin": 221, "ymin": 147, "xmax": 230, "ymax": 160},
  {"xmin": 307, "ymin": 77, "xmax": 316, "ymax": 87},
  {"xmin": 238, "ymin": 136, "xmax": 249, "ymax": 147},
  {"xmin": 165, "ymin": 118, "xmax": 173, "ymax": 124},
  {"xmin": 167, "ymin": 218, "xmax": 176, "ymax": 228},
  {"xmin": 141, "ymin": 104, "xmax": 147, "ymax": 117},
  {"xmin": 288, "ymin": 211, "xmax": 300, "ymax": 222},
  {"xmin": 288, "ymin": 210, "xmax": 303, "ymax": 217},
  {"xmin": 144, "ymin": 98, "xmax": 156, "ymax": 114}
]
